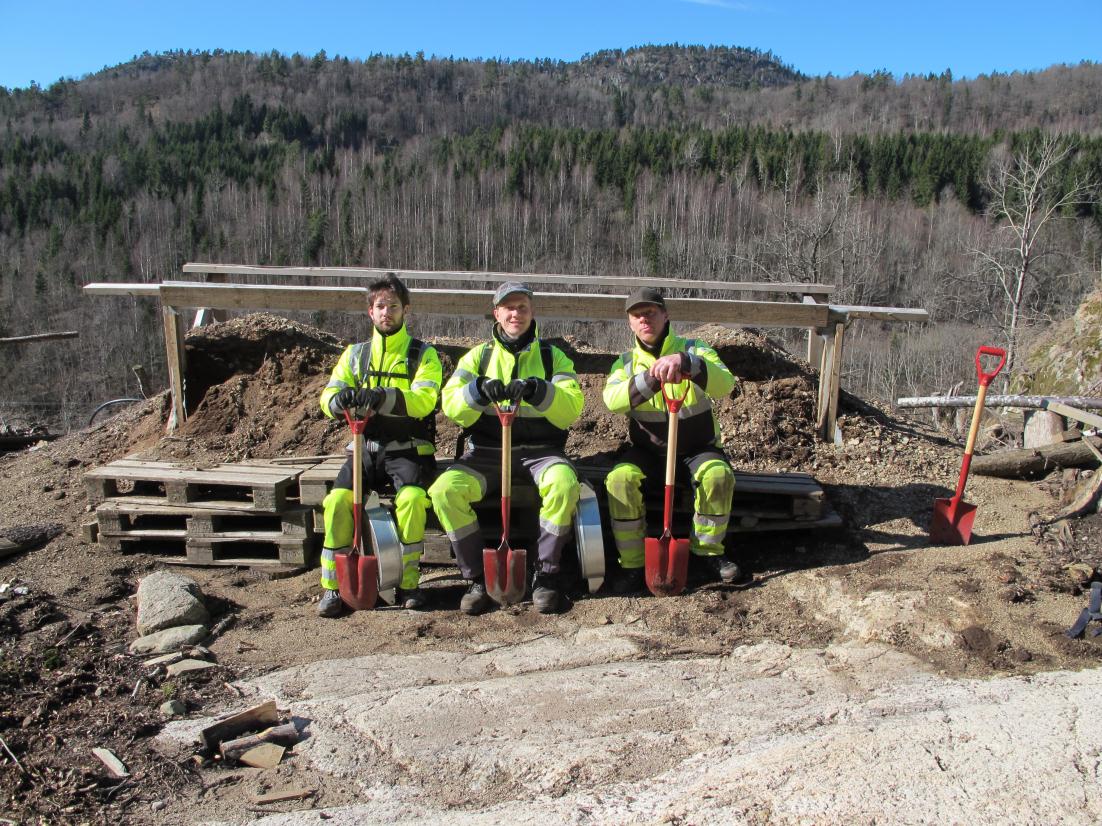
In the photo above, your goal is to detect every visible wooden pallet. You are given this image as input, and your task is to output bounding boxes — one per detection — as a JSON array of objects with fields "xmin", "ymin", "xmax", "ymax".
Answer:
[
  {"xmin": 85, "ymin": 459, "xmax": 308, "ymax": 512},
  {"xmin": 186, "ymin": 535, "xmax": 313, "ymax": 567},
  {"xmin": 94, "ymin": 498, "xmax": 315, "ymax": 567},
  {"xmin": 298, "ymin": 457, "xmax": 347, "ymax": 506},
  {"xmin": 96, "ymin": 499, "xmax": 313, "ymax": 537}
]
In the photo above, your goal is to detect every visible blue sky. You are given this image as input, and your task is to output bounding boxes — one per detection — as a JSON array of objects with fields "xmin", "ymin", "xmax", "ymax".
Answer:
[{"xmin": 1, "ymin": 0, "xmax": 1099, "ymax": 90}]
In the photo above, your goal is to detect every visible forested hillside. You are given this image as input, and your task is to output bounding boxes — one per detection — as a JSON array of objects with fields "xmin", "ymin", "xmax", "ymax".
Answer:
[{"xmin": 1, "ymin": 46, "xmax": 1100, "ymax": 430}]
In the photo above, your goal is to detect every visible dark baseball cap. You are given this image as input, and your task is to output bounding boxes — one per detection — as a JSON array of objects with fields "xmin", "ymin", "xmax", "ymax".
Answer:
[
  {"xmin": 492, "ymin": 281, "xmax": 533, "ymax": 306},
  {"xmin": 625, "ymin": 286, "xmax": 667, "ymax": 312}
]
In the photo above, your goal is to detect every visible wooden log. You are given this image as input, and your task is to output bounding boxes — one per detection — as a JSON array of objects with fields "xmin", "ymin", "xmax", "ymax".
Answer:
[
  {"xmin": 972, "ymin": 436, "xmax": 1102, "ymax": 479},
  {"xmin": 1023, "ymin": 410, "xmax": 1066, "ymax": 448},
  {"xmin": 1033, "ymin": 467, "xmax": 1102, "ymax": 526},
  {"xmin": 897, "ymin": 395, "xmax": 1102, "ymax": 410},
  {"xmin": 220, "ymin": 723, "xmax": 300, "ymax": 763},
  {"xmin": 199, "ymin": 700, "xmax": 279, "ymax": 751}
]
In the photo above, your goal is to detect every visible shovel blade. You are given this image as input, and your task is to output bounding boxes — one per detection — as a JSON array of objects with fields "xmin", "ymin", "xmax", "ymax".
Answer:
[
  {"xmin": 335, "ymin": 550, "xmax": 379, "ymax": 611},
  {"xmin": 483, "ymin": 546, "xmax": 527, "ymax": 606},
  {"xmin": 644, "ymin": 535, "xmax": 690, "ymax": 597},
  {"xmin": 929, "ymin": 497, "xmax": 978, "ymax": 546}
]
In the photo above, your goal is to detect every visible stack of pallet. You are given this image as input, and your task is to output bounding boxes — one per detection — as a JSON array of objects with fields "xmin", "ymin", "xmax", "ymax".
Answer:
[
  {"xmin": 85, "ymin": 455, "xmax": 840, "ymax": 569},
  {"xmin": 84, "ymin": 458, "xmax": 318, "ymax": 568}
]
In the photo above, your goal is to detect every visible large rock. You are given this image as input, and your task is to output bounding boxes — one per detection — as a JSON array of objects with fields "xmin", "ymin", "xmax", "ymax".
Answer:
[
  {"xmin": 135, "ymin": 572, "xmax": 209, "ymax": 635},
  {"xmin": 174, "ymin": 629, "xmax": 1102, "ymax": 825},
  {"xmin": 129, "ymin": 624, "xmax": 209, "ymax": 655}
]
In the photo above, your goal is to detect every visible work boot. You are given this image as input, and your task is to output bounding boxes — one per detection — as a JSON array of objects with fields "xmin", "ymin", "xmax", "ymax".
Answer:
[
  {"xmin": 396, "ymin": 587, "xmax": 428, "ymax": 610},
  {"xmin": 532, "ymin": 572, "xmax": 561, "ymax": 614},
  {"xmin": 460, "ymin": 579, "xmax": 491, "ymax": 615},
  {"xmin": 703, "ymin": 554, "xmax": 752, "ymax": 587},
  {"xmin": 317, "ymin": 589, "xmax": 343, "ymax": 618},
  {"xmin": 611, "ymin": 567, "xmax": 646, "ymax": 595}
]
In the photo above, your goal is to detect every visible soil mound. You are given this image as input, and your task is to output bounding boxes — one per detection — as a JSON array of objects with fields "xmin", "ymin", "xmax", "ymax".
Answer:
[{"xmin": 151, "ymin": 315, "xmax": 840, "ymax": 469}]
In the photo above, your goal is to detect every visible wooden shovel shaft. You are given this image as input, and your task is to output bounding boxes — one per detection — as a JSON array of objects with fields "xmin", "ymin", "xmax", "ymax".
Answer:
[
  {"xmin": 351, "ymin": 421, "xmax": 364, "ymax": 551},
  {"xmin": 500, "ymin": 417, "xmax": 512, "ymax": 542},
  {"xmin": 663, "ymin": 390, "xmax": 680, "ymax": 533},
  {"xmin": 953, "ymin": 381, "xmax": 989, "ymax": 502}
]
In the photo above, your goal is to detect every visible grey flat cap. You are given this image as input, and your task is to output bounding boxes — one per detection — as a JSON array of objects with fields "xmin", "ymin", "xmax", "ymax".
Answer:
[{"xmin": 493, "ymin": 281, "xmax": 533, "ymax": 305}]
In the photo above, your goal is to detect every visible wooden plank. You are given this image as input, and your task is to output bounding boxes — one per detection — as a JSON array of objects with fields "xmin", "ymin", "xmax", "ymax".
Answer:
[
  {"xmin": 298, "ymin": 457, "xmax": 346, "ymax": 505},
  {"xmin": 188, "ymin": 507, "xmax": 312, "ymax": 539},
  {"xmin": 182, "ymin": 263, "xmax": 838, "ymax": 297},
  {"xmin": 1042, "ymin": 401, "xmax": 1102, "ymax": 431},
  {"xmin": 87, "ymin": 460, "xmax": 303, "ymax": 485},
  {"xmin": 99, "ymin": 528, "xmax": 188, "ymax": 542},
  {"xmin": 158, "ymin": 281, "xmax": 833, "ymax": 328},
  {"xmin": 829, "ymin": 305, "xmax": 929, "ymax": 323},
  {"xmin": 93, "ymin": 495, "xmax": 281, "ymax": 514},
  {"xmin": 97, "ymin": 459, "xmax": 305, "ymax": 480},
  {"xmin": 187, "ymin": 536, "xmax": 312, "ymax": 567},
  {"xmin": 200, "ymin": 700, "xmax": 279, "ymax": 751},
  {"xmin": 162, "ymin": 304, "xmax": 187, "ymax": 431},
  {"xmin": 82, "ymin": 282, "xmax": 161, "ymax": 296}
]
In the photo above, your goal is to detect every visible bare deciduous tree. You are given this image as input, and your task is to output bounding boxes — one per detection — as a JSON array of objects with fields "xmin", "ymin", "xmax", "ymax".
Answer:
[{"xmin": 972, "ymin": 136, "xmax": 1095, "ymax": 382}]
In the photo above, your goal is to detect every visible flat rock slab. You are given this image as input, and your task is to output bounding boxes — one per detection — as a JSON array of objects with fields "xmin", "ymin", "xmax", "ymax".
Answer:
[
  {"xmin": 177, "ymin": 627, "xmax": 1102, "ymax": 824},
  {"xmin": 166, "ymin": 659, "xmax": 217, "ymax": 677},
  {"xmin": 130, "ymin": 624, "xmax": 208, "ymax": 655},
  {"xmin": 136, "ymin": 571, "xmax": 209, "ymax": 635}
]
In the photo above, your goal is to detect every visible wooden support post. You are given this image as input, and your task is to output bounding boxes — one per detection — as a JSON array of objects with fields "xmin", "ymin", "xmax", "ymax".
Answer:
[
  {"xmin": 161, "ymin": 304, "xmax": 187, "ymax": 432},
  {"xmin": 803, "ymin": 293, "xmax": 826, "ymax": 367},
  {"xmin": 816, "ymin": 322, "xmax": 846, "ymax": 444}
]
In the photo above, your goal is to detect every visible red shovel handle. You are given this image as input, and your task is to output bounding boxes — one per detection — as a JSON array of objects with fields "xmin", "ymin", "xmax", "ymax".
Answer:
[
  {"xmin": 975, "ymin": 346, "xmax": 1007, "ymax": 388},
  {"xmin": 661, "ymin": 382, "xmax": 687, "ymax": 414},
  {"xmin": 494, "ymin": 401, "xmax": 518, "ymax": 427}
]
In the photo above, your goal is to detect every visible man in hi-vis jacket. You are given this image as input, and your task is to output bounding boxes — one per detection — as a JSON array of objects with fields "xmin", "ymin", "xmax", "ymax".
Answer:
[
  {"xmin": 316, "ymin": 273, "xmax": 442, "ymax": 617},
  {"xmin": 602, "ymin": 286, "xmax": 748, "ymax": 594},
  {"xmin": 428, "ymin": 282, "xmax": 584, "ymax": 615}
]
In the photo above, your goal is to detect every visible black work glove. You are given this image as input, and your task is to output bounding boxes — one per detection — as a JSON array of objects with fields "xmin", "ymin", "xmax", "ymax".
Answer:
[
  {"xmin": 360, "ymin": 387, "xmax": 387, "ymax": 411},
  {"xmin": 333, "ymin": 387, "xmax": 359, "ymax": 412},
  {"xmin": 506, "ymin": 377, "xmax": 548, "ymax": 405},
  {"xmin": 481, "ymin": 378, "xmax": 512, "ymax": 404}
]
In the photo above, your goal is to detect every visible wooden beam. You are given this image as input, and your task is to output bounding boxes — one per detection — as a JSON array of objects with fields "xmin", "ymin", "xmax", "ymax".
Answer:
[
  {"xmin": 182, "ymin": 263, "xmax": 838, "ymax": 297},
  {"xmin": 1042, "ymin": 401, "xmax": 1102, "ymax": 430},
  {"xmin": 161, "ymin": 305, "xmax": 187, "ymax": 431},
  {"xmin": 829, "ymin": 305, "xmax": 930, "ymax": 323},
  {"xmin": 0, "ymin": 331, "xmax": 79, "ymax": 344},
  {"xmin": 83, "ymin": 282, "xmax": 160, "ymax": 296},
  {"xmin": 159, "ymin": 282, "xmax": 832, "ymax": 327}
]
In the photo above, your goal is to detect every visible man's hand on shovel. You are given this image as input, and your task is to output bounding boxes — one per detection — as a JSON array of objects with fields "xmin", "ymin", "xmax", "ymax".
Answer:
[{"xmin": 649, "ymin": 353, "xmax": 690, "ymax": 384}]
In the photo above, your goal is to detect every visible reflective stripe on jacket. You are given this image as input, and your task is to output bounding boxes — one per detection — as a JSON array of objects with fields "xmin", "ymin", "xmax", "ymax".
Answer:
[
  {"xmin": 602, "ymin": 327, "xmax": 735, "ymax": 455},
  {"xmin": 320, "ymin": 324, "xmax": 442, "ymax": 452},
  {"xmin": 442, "ymin": 324, "xmax": 583, "ymax": 449}
]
